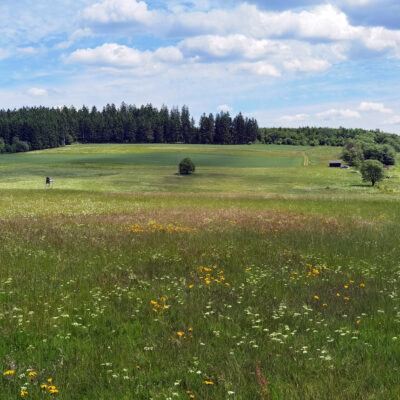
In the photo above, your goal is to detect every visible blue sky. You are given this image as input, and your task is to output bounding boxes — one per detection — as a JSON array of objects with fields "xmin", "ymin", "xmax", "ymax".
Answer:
[{"xmin": 1, "ymin": 0, "xmax": 400, "ymax": 132}]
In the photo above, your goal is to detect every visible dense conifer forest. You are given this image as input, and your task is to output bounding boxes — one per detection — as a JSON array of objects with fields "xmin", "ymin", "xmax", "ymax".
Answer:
[
  {"xmin": 0, "ymin": 103, "xmax": 399, "ymax": 154},
  {"xmin": 0, "ymin": 104, "xmax": 258, "ymax": 153}
]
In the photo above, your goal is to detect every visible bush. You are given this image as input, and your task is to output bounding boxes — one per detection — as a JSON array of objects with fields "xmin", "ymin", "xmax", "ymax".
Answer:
[
  {"xmin": 15, "ymin": 140, "xmax": 30, "ymax": 153},
  {"xmin": 360, "ymin": 160, "xmax": 384, "ymax": 186},
  {"xmin": 179, "ymin": 158, "xmax": 195, "ymax": 175}
]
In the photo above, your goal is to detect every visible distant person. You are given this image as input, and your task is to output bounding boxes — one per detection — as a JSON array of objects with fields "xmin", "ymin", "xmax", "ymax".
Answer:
[{"xmin": 45, "ymin": 177, "xmax": 53, "ymax": 188}]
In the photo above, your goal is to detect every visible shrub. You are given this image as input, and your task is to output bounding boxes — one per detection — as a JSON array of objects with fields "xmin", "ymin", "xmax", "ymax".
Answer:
[{"xmin": 179, "ymin": 158, "xmax": 195, "ymax": 175}]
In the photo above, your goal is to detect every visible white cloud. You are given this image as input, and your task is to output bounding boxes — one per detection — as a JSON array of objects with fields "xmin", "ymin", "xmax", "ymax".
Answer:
[
  {"xmin": 359, "ymin": 101, "xmax": 393, "ymax": 114},
  {"xmin": 56, "ymin": 28, "xmax": 93, "ymax": 50},
  {"xmin": 17, "ymin": 47, "xmax": 38, "ymax": 55},
  {"xmin": 316, "ymin": 108, "xmax": 361, "ymax": 119},
  {"xmin": 66, "ymin": 43, "xmax": 183, "ymax": 72},
  {"xmin": 0, "ymin": 47, "xmax": 9, "ymax": 60},
  {"xmin": 280, "ymin": 113, "xmax": 310, "ymax": 122},
  {"xmin": 239, "ymin": 61, "xmax": 281, "ymax": 77},
  {"xmin": 217, "ymin": 104, "xmax": 233, "ymax": 112},
  {"xmin": 180, "ymin": 34, "xmax": 282, "ymax": 59},
  {"xmin": 81, "ymin": 0, "xmax": 159, "ymax": 25},
  {"xmin": 81, "ymin": 1, "xmax": 400, "ymax": 60},
  {"xmin": 27, "ymin": 88, "xmax": 48, "ymax": 96},
  {"xmin": 385, "ymin": 115, "xmax": 400, "ymax": 124},
  {"xmin": 283, "ymin": 58, "xmax": 331, "ymax": 72}
]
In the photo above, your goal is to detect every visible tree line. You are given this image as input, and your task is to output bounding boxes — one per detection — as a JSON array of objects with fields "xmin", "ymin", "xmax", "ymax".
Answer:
[
  {"xmin": 259, "ymin": 126, "xmax": 400, "ymax": 152},
  {"xmin": 0, "ymin": 104, "xmax": 259, "ymax": 153}
]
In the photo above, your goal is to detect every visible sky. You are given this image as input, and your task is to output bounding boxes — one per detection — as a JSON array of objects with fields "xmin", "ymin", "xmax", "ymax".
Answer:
[{"xmin": 1, "ymin": 0, "xmax": 400, "ymax": 133}]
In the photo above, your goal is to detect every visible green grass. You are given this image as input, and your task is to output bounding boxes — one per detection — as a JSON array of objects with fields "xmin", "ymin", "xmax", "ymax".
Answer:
[{"xmin": 0, "ymin": 144, "xmax": 400, "ymax": 399}]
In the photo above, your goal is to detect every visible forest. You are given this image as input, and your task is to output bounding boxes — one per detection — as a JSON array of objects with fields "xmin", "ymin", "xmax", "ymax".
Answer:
[
  {"xmin": 260, "ymin": 126, "xmax": 400, "ymax": 151},
  {"xmin": 0, "ymin": 104, "xmax": 258, "ymax": 152},
  {"xmin": 0, "ymin": 103, "xmax": 399, "ymax": 154}
]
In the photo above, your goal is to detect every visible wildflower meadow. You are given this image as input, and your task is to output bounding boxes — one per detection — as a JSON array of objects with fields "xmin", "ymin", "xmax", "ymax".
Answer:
[{"xmin": 0, "ymin": 144, "xmax": 399, "ymax": 399}]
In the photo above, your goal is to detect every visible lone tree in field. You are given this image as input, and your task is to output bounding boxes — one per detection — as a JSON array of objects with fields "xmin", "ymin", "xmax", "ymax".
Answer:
[
  {"xmin": 179, "ymin": 158, "xmax": 195, "ymax": 175},
  {"xmin": 360, "ymin": 159, "xmax": 384, "ymax": 186}
]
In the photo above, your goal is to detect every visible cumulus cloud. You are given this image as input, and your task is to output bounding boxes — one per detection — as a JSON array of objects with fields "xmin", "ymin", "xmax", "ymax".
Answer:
[
  {"xmin": 80, "ymin": 1, "xmax": 400, "ymax": 63},
  {"xmin": 359, "ymin": 101, "xmax": 393, "ymax": 114},
  {"xmin": 280, "ymin": 113, "xmax": 309, "ymax": 122},
  {"xmin": 81, "ymin": 0, "xmax": 159, "ymax": 25},
  {"xmin": 66, "ymin": 43, "xmax": 183, "ymax": 72},
  {"xmin": 316, "ymin": 108, "xmax": 361, "ymax": 119},
  {"xmin": 27, "ymin": 88, "xmax": 48, "ymax": 96},
  {"xmin": 217, "ymin": 104, "xmax": 233, "ymax": 112}
]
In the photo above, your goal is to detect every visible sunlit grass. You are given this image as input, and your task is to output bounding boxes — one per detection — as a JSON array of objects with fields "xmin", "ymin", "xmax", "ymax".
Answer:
[{"xmin": 0, "ymin": 144, "xmax": 399, "ymax": 399}]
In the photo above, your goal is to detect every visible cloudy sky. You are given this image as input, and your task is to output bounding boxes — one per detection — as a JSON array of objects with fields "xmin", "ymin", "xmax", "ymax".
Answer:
[{"xmin": 1, "ymin": 0, "xmax": 400, "ymax": 132}]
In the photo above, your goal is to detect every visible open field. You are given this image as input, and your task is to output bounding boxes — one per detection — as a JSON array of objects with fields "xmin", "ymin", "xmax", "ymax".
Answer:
[{"xmin": 1, "ymin": 144, "xmax": 400, "ymax": 399}]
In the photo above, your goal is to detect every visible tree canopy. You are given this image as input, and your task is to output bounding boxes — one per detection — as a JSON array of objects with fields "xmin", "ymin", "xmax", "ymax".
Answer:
[{"xmin": 0, "ymin": 104, "xmax": 259, "ymax": 153}]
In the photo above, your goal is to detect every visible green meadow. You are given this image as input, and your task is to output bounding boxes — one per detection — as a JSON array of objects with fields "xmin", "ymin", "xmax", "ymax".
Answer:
[{"xmin": 1, "ymin": 144, "xmax": 400, "ymax": 399}]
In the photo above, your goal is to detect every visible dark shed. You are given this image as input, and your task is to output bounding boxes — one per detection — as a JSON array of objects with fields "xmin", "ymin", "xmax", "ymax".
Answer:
[{"xmin": 329, "ymin": 161, "xmax": 342, "ymax": 168}]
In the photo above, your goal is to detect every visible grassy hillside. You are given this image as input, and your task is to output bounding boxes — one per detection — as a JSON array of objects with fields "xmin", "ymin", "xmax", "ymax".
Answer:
[
  {"xmin": 0, "ymin": 144, "xmax": 399, "ymax": 399},
  {"xmin": 0, "ymin": 143, "xmax": 398, "ymax": 194}
]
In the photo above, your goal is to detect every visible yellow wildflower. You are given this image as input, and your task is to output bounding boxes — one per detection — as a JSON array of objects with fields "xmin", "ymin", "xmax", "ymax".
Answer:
[
  {"xmin": 204, "ymin": 380, "xmax": 214, "ymax": 385},
  {"xmin": 47, "ymin": 378, "xmax": 53, "ymax": 383},
  {"xmin": 322, "ymin": 303, "xmax": 328, "ymax": 307},
  {"xmin": 20, "ymin": 391, "xmax": 28, "ymax": 397},
  {"xmin": 28, "ymin": 372, "xmax": 37, "ymax": 377},
  {"xmin": 50, "ymin": 389, "xmax": 59, "ymax": 394},
  {"xmin": 336, "ymin": 293, "xmax": 340, "ymax": 297},
  {"xmin": 314, "ymin": 295, "xmax": 319, "ymax": 300},
  {"xmin": 357, "ymin": 320, "xmax": 361, "ymax": 325},
  {"xmin": 360, "ymin": 283, "xmax": 366, "ymax": 287},
  {"xmin": 177, "ymin": 331, "xmax": 185, "ymax": 337},
  {"xmin": 344, "ymin": 297, "xmax": 350, "ymax": 301},
  {"xmin": 41, "ymin": 385, "xmax": 48, "ymax": 389},
  {"xmin": 3, "ymin": 370, "xmax": 15, "ymax": 376}
]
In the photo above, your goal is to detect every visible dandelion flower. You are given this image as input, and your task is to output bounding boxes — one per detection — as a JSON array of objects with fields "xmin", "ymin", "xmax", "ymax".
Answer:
[
  {"xmin": 357, "ymin": 320, "xmax": 361, "ymax": 325},
  {"xmin": 28, "ymin": 372, "xmax": 37, "ymax": 377},
  {"xmin": 360, "ymin": 283, "xmax": 366, "ymax": 287},
  {"xmin": 336, "ymin": 293, "xmax": 340, "ymax": 297},
  {"xmin": 322, "ymin": 304, "xmax": 328, "ymax": 307},
  {"xmin": 20, "ymin": 391, "xmax": 28, "ymax": 397},
  {"xmin": 204, "ymin": 380, "xmax": 214, "ymax": 385},
  {"xmin": 344, "ymin": 297, "xmax": 350, "ymax": 301},
  {"xmin": 314, "ymin": 296, "xmax": 319, "ymax": 300}
]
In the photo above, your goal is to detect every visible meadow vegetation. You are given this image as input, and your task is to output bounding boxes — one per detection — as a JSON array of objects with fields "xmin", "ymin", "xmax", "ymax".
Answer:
[{"xmin": 0, "ymin": 144, "xmax": 399, "ymax": 399}]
